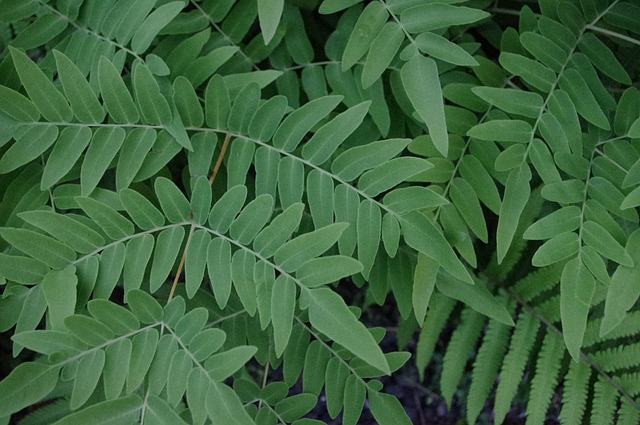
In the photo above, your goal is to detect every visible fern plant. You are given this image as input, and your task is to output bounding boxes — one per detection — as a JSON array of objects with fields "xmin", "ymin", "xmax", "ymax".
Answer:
[{"xmin": 0, "ymin": 0, "xmax": 638, "ymax": 424}]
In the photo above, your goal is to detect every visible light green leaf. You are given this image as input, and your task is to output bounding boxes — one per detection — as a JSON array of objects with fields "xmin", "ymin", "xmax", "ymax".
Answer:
[
  {"xmin": 307, "ymin": 287, "xmax": 390, "ymax": 374},
  {"xmin": 133, "ymin": 63, "xmax": 172, "ymax": 125},
  {"xmin": 400, "ymin": 3, "xmax": 489, "ymax": 32},
  {"xmin": 524, "ymin": 206, "xmax": 581, "ymax": 240},
  {"xmin": 383, "ymin": 186, "xmax": 448, "ymax": 213},
  {"xmin": 207, "ymin": 238, "xmax": 233, "ymax": 309},
  {"xmin": 53, "ymin": 394, "xmax": 142, "ymax": 425},
  {"xmin": 341, "ymin": 2, "xmax": 388, "ymax": 71},
  {"xmin": 42, "ymin": 266, "xmax": 77, "ymax": 331},
  {"xmin": 401, "ymin": 211, "xmax": 473, "ymax": 284},
  {"xmin": 472, "ymin": 87, "xmax": 543, "ymax": 118},
  {"xmin": 126, "ymin": 289, "xmax": 163, "ymax": 324},
  {"xmin": 0, "ymin": 124, "xmax": 58, "ymax": 174},
  {"xmin": 208, "ymin": 185, "xmax": 247, "ymax": 233},
  {"xmin": 0, "ymin": 85, "xmax": 39, "ymax": 122},
  {"xmin": 231, "ymin": 250, "xmax": 257, "ymax": 316},
  {"xmin": 499, "ymin": 52, "xmax": 556, "ymax": 93},
  {"xmin": 520, "ymin": 32, "xmax": 567, "ymax": 72},
  {"xmin": 88, "ymin": 299, "xmax": 140, "ymax": 335},
  {"xmin": 361, "ymin": 22, "xmax": 404, "ymax": 89},
  {"xmin": 331, "ymin": 138, "xmax": 411, "ymax": 182},
  {"xmin": 11, "ymin": 330, "xmax": 85, "ymax": 356},
  {"xmin": 131, "ymin": 2, "xmax": 184, "ymax": 54},
  {"xmin": 559, "ymin": 68, "xmax": 610, "ymax": 130},
  {"xmin": 342, "ymin": 375, "xmax": 366, "ymax": 425},
  {"xmin": 119, "ymin": 188, "xmax": 165, "ymax": 230},
  {"xmin": 296, "ymin": 256, "xmax": 363, "ymax": 288},
  {"xmin": 561, "ymin": 258, "xmax": 595, "ymax": 361},
  {"xmin": 126, "ymin": 328, "xmax": 159, "ymax": 392},
  {"xmin": 53, "ymin": 50, "xmax": 105, "ymax": 123},
  {"xmin": 357, "ymin": 200, "xmax": 381, "ymax": 279},
  {"xmin": 436, "ymin": 273, "xmax": 514, "ymax": 326},
  {"xmin": 0, "ymin": 362, "xmax": 60, "ymax": 416},
  {"xmin": 155, "ymin": 177, "xmax": 191, "ymax": 223},
  {"xmin": 579, "ymin": 33, "xmax": 631, "ymax": 85},
  {"xmin": 272, "ymin": 275, "xmax": 296, "ymax": 356},
  {"xmin": 450, "ymin": 177, "xmax": 487, "ymax": 242},
  {"xmin": 496, "ymin": 164, "xmax": 531, "ymax": 263},
  {"xmin": 306, "ymin": 169, "xmax": 334, "ymax": 229},
  {"xmin": 274, "ymin": 223, "xmax": 348, "ymax": 272},
  {"xmin": 145, "ymin": 394, "xmax": 189, "ymax": 425},
  {"xmin": 531, "ymin": 232, "xmax": 579, "ymax": 267},
  {"xmin": 81, "ymin": 127, "xmax": 126, "ymax": 196},
  {"xmin": 414, "ymin": 32, "xmax": 478, "ymax": 66},
  {"xmin": 0, "ymin": 227, "xmax": 75, "ymax": 269},
  {"xmin": 98, "ymin": 56, "xmax": 139, "ymax": 124},
  {"xmin": 185, "ymin": 230, "xmax": 211, "ymax": 298},
  {"xmin": 205, "ymin": 346, "xmax": 258, "ymax": 381},
  {"xmin": 206, "ymin": 382, "xmax": 256, "ymax": 425},
  {"xmin": 412, "ymin": 253, "xmax": 437, "ymax": 325},
  {"xmin": 150, "ymin": 226, "xmax": 185, "ymax": 292},
  {"xmin": 582, "ymin": 220, "xmax": 633, "ymax": 266},
  {"xmin": 173, "ymin": 77, "xmax": 203, "ymax": 128},
  {"xmin": 205, "ymin": 75, "xmax": 230, "ymax": 129},
  {"xmin": 467, "ymin": 120, "xmax": 532, "ymax": 143},
  {"xmin": 600, "ymin": 229, "xmax": 640, "ymax": 335},
  {"xmin": 401, "ymin": 56, "xmax": 449, "ymax": 156},
  {"xmin": 42, "ymin": 126, "xmax": 92, "ymax": 190},
  {"xmin": 229, "ymin": 194, "xmax": 274, "ymax": 245},
  {"xmin": 357, "ymin": 157, "xmax": 433, "ymax": 197},
  {"xmin": 71, "ymin": 349, "xmax": 106, "ymax": 409},
  {"xmin": 253, "ymin": 202, "xmax": 304, "ymax": 258},
  {"xmin": 123, "ymin": 235, "xmax": 153, "ymax": 294},
  {"xmin": 0, "ymin": 253, "xmax": 49, "ymax": 284},
  {"xmin": 302, "ymin": 101, "xmax": 370, "ymax": 165},
  {"xmin": 258, "ymin": 0, "xmax": 284, "ymax": 44},
  {"xmin": 273, "ymin": 95, "xmax": 342, "ymax": 152},
  {"xmin": 9, "ymin": 47, "xmax": 72, "ymax": 122},
  {"xmin": 368, "ymin": 390, "xmax": 412, "ymax": 425},
  {"xmin": 76, "ymin": 197, "xmax": 134, "ymax": 240},
  {"xmin": 381, "ymin": 213, "xmax": 400, "ymax": 257}
]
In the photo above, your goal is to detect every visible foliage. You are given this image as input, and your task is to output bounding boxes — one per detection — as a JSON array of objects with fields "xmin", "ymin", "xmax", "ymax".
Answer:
[{"xmin": 0, "ymin": 0, "xmax": 638, "ymax": 424}]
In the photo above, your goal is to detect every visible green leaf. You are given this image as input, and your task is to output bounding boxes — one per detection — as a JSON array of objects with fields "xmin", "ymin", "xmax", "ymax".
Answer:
[
  {"xmin": 88, "ymin": 299, "xmax": 140, "ymax": 335},
  {"xmin": 0, "ymin": 253, "xmax": 49, "ymax": 284},
  {"xmin": 302, "ymin": 101, "xmax": 370, "ymax": 165},
  {"xmin": 400, "ymin": 211, "xmax": 473, "ymax": 284},
  {"xmin": 561, "ymin": 258, "xmax": 595, "ymax": 361},
  {"xmin": 357, "ymin": 200, "xmax": 381, "ymax": 279},
  {"xmin": 0, "ymin": 362, "xmax": 61, "ymax": 416},
  {"xmin": 207, "ymin": 238, "xmax": 233, "ymax": 309},
  {"xmin": 467, "ymin": 120, "xmax": 532, "ymax": 143},
  {"xmin": 276, "ymin": 394, "xmax": 317, "ymax": 422},
  {"xmin": 9, "ymin": 47, "xmax": 72, "ymax": 122},
  {"xmin": 206, "ymin": 382, "xmax": 257, "ymax": 425},
  {"xmin": 361, "ymin": 22, "xmax": 404, "ymax": 89},
  {"xmin": 229, "ymin": 194, "xmax": 274, "ymax": 245},
  {"xmin": 273, "ymin": 95, "xmax": 342, "ymax": 152},
  {"xmin": 258, "ymin": 0, "xmax": 283, "ymax": 44},
  {"xmin": 0, "ymin": 227, "xmax": 75, "ymax": 269},
  {"xmin": 76, "ymin": 197, "xmax": 134, "ymax": 240},
  {"xmin": 0, "ymin": 85, "xmax": 39, "ymax": 122},
  {"xmin": 133, "ymin": 63, "xmax": 172, "ymax": 125},
  {"xmin": 342, "ymin": 375, "xmax": 366, "ymax": 425},
  {"xmin": 368, "ymin": 390, "xmax": 412, "ymax": 425},
  {"xmin": 185, "ymin": 230, "xmax": 211, "ymax": 298},
  {"xmin": 307, "ymin": 287, "xmax": 390, "ymax": 374},
  {"xmin": 582, "ymin": 220, "xmax": 633, "ymax": 267},
  {"xmin": 155, "ymin": 177, "xmax": 191, "ymax": 223},
  {"xmin": 450, "ymin": 177, "xmax": 487, "ymax": 242},
  {"xmin": 64, "ymin": 315, "xmax": 115, "ymax": 346},
  {"xmin": 53, "ymin": 394, "xmax": 142, "ymax": 425},
  {"xmin": 472, "ymin": 87, "xmax": 543, "ymax": 118},
  {"xmin": 412, "ymin": 253, "xmax": 437, "ymax": 325},
  {"xmin": 436, "ymin": 273, "xmax": 514, "ymax": 326},
  {"xmin": 559, "ymin": 68, "xmax": 610, "ymax": 130},
  {"xmin": 271, "ymin": 275, "xmax": 296, "ymax": 356},
  {"xmin": 520, "ymin": 32, "xmax": 567, "ymax": 73},
  {"xmin": 131, "ymin": 2, "xmax": 184, "ymax": 54},
  {"xmin": 42, "ymin": 126, "xmax": 93, "ymax": 190},
  {"xmin": 71, "ymin": 349, "xmax": 106, "ymax": 409},
  {"xmin": 81, "ymin": 127, "xmax": 126, "ymax": 196},
  {"xmin": 0, "ymin": 124, "xmax": 58, "ymax": 174},
  {"xmin": 331, "ymin": 138, "xmax": 411, "ymax": 182},
  {"xmin": 231, "ymin": 250, "xmax": 258, "ymax": 316},
  {"xmin": 119, "ymin": 188, "xmax": 165, "ymax": 230},
  {"xmin": 11, "ymin": 330, "xmax": 85, "ymax": 356},
  {"xmin": 208, "ymin": 185, "xmax": 247, "ymax": 233},
  {"xmin": 341, "ymin": 2, "xmax": 388, "ymax": 71},
  {"xmin": 414, "ymin": 32, "xmax": 478, "ymax": 67},
  {"xmin": 145, "ymin": 394, "xmax": 189, "ymax": 425},
  {"xmin": 531, "ymin": 232, "xmax": 579, "ymax": 267},
  {"xmin": 253, "ymin": 203, "xmax": 305, "ymax": 258},
  {"xmin": 296, "ymin": 256, "xmax": 363, "ymax": 288},
  {"xmin": 53, "ymin": 50, "xmax": 105, "ymax": 123},
  {"xmin": 357, "ymin": 157, "xmax": 433, "ymax": 197},
  {"xmin": 524, "ymin": 206, "xmax": 581, "ymax": 240},
  {"xmin": 42, "ymin": 266, "xmax": 77, "ymax": 331},
  {"xmin": 274, "ymin": 223, "xmax": 348, "ymax": 272},
  {"xmin": 150, "ymin": 226, "xmax": 185, "ymax": 292},
  {"xmin": 401, "ymin": 3, "xmax": 489, "ymax": 32},
  {"xmin": 401, "ymin": 56, "xmax": 449, "ymax": 156},
  {"xmin": 98, "ymin": 56, "xmax": 139, "ymax": 124},
  {"xmin": 499, "ymin": 52, "xmax": 556, "ymax": 93},
  {"xmin": 601, "ymin": 229, "xmax": 640, "ymax": 336},
  {"xmin": 496, "ymin": 164, "xmax": 531, "ymax": 263},
  {"xmin": 579, "ymin": 33, "xmax": 631, "ymax": 85},
  {"xmin": 205, "ymin": 346, "xmax": 258, "ymax": 381}
]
